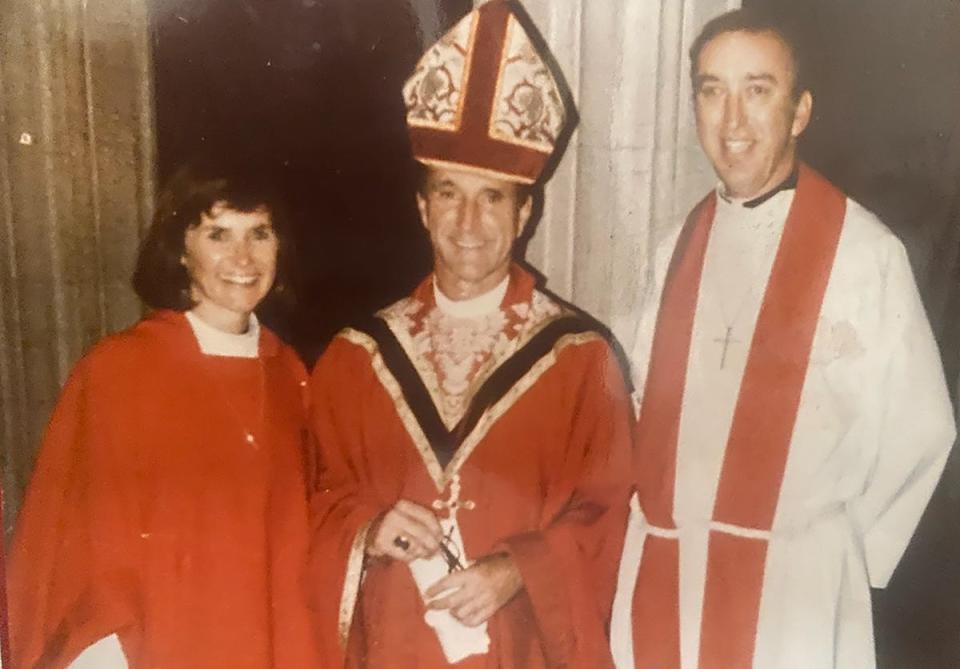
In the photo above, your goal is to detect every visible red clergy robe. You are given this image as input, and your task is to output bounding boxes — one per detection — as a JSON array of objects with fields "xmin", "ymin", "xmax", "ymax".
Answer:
[
  {"xmin": 8, "ymin": 310, "xmax": 320, "ymax": 668},
  {"xmin": 308, "ymin": 266, "xmax": 633, "ymax": 668}
]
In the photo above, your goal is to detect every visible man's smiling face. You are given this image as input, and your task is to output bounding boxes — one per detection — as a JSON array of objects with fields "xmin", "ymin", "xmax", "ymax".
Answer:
[
  {"xmin": 417, "ymin": 167, "xmax": 532, "ymax": 300},
  {"xmin": 693, "ymin": 29, "xmax": 812, "ymax": 199}
]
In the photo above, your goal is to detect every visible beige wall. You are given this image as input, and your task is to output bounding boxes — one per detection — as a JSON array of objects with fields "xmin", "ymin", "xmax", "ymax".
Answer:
[
  {"xmin": 476, "ymin": 0, "xmax": 739, "ymax": 356},
  {"xmin": 0, "ymin": 0, "xmax": 156, "ymax": 523}
]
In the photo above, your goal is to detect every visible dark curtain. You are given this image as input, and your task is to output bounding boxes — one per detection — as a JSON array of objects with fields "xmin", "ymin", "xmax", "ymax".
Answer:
[{"xmin": 151, "ymin": 0, "xmax": 472, "ymax": 363}]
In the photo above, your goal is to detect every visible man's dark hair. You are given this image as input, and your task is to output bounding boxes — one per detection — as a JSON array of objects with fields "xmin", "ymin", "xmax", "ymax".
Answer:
[
  {"xmin": 133, "ymin": 160, "xmax": 293, "ymax": 311},
  {"xmin": 414, "ymin": 161, "xmax": 534, "ymax": 207},
  {"xmin": 689, "ymin": 8, "xmax": 808, "ymax": 100}
]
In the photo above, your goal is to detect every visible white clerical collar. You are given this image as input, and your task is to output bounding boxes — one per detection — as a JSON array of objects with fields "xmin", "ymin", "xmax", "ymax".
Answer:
[
  {"xmin": 717, "ymin": 170, "xmax": 798, "ymax": 212},
  {"xmin": 715, "ymin": 184, "xmax": 795, "ymax": 225},
  {"xmin": 185, "ymin": 310, "xmax": 260, "ymax": 358},
  {"xmin": 433, "ymin": 274, "xmax": 509, "ymax": 318}
]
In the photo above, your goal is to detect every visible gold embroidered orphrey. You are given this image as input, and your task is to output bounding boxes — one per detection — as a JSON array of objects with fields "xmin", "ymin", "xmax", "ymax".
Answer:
[{"xmin": 341, "ymin": 289, "xmax": 601, "ymax": 492}]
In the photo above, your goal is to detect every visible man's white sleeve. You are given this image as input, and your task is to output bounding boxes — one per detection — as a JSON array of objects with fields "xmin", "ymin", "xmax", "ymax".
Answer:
[{"xmin": 850, "ymin": 238, "xmax": 956, "ymax": 588}]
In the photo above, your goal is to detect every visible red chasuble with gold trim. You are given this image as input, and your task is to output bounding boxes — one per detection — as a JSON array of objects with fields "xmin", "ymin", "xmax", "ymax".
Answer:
[
  {"xmin": 631, "ymin": 165, "xmax": 846, "ymax": 668},
  {"xmin": 308, "ymin": 266, "xmax": 633, "ymax": 668}
]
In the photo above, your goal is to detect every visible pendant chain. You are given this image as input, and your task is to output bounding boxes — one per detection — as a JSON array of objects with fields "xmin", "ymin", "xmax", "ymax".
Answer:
[
  {"xmin": 197, "ymin": 355, "xmax": 266, "ymax": 448},
  {"xmin": 708, "ymin": 209, "xmax": 785, "ymax": 368}
]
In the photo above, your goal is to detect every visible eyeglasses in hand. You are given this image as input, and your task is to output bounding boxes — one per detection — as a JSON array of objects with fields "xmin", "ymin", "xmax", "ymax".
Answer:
[{"xmin": 439, "ymin": 526, "xmax": 465, "ymax": 574}]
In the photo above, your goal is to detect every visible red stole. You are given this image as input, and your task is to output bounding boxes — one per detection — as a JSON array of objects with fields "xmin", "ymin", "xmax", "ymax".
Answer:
[{"xmin": 631, "ymin": 164, "xmax": 847, "ymax": 668}]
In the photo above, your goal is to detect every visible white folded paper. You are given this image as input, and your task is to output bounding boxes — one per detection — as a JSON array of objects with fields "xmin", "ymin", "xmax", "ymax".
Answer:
[
  {"xmin": 68, "ymin": 634, "xmax": 129, "ymax": 669},
  {"xmin": 407, "ymin": 520, "xmax": 490, "ymax": 663}
]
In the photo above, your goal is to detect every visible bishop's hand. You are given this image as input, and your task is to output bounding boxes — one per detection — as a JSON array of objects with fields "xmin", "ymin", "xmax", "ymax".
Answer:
[
  {"xmin": 366, "ymin": 499, "xmax": 443, "ymax": 562},
  {"xmin": 424, "ymin": 552, "xmax": 523, "ymax": 627}
]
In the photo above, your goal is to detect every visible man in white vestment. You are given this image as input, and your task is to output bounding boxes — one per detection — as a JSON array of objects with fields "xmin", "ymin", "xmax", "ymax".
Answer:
[{"xmin": 611, "ymin": 8, "xmax": 956, "ymax": 669}]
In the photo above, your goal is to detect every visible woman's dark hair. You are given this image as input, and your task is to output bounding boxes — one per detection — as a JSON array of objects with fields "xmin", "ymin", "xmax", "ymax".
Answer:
[{"xmin": 133, "ymin": 161, "xmax": 293, "ymax": 311}]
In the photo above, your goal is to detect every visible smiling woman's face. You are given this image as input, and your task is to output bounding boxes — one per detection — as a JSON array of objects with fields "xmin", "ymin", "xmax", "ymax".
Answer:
[{"xmin": 181, "ymin": 202, "xmax": 278, "ymax": 333}]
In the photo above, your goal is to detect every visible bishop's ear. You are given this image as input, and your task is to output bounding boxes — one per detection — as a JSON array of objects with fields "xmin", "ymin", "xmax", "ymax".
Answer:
[
  {"xmin": 517, "ymin": 195, "xmax": 534, "ymax": 235},
  {"xmin": 415, "ymin": 192, "xmax": 430, "ymax": 230}
]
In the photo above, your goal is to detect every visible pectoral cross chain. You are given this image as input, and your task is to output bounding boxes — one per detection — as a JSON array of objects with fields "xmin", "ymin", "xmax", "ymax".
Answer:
[{"xmin": 713, "ymin": 326, "xmax": 740, "ymax": 369}]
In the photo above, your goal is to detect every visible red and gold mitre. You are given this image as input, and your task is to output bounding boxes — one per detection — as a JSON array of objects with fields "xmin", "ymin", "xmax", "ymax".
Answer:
[{"xmin": 402, "ymin": 0, "xmax": 570, "ymax": 184}]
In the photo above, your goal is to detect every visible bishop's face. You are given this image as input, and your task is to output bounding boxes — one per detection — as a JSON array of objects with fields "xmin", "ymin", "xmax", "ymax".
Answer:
[
  {"xmin": 693, "ymin": 29, "xmax": 812, "ymax": 199},
  {"xmin": 417, "ymin": 167, "xmax": 532, "ymax": 300}
]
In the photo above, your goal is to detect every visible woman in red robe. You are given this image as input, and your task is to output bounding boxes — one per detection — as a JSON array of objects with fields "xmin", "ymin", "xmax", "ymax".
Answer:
[{"xmin": 7, "ymin": 164, "xmax": 319, "ymax": 668}]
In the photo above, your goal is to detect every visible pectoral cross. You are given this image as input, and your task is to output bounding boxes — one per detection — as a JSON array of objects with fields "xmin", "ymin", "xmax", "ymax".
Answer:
[
  {"xmin": 431, "ymin": 474, "xmax": 475, "ymax": 520},
  {"xmin": 713, "ymin": 326, "xmax": 740, "ymax": 369}
]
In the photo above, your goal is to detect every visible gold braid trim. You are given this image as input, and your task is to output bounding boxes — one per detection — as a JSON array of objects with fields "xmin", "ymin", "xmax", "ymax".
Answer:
[
  {"xmin": 446, "ymin": 331, "xmax": 602, "ymax": 476},
  {"xmin": 378, "ymin": 304, "xmax": 571, "ymax": 431},
  {"xmin": 415, "ymin": 158, "xmax": 537, "ymax": 185},
  {"xmin": 338, "ymin": 328, "xmax": 603, "ymax": 492},
  {"xmin": 338, "ymin": 519, "xmax": 373, "ymax": 648},
  {"xmin": 339, "ymin": 329, "xmax": 446, "ymax": 490}
]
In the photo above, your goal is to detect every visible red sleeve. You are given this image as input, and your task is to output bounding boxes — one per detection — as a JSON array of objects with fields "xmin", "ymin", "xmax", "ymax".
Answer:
[
  {"xmin": 501, "ymin": 341, "xmax": 633, "ymax": 668},
  {"xmin": 8, "ymin": 351, "xmax": 142, "ymax": 669},
  {"xmin": 306, "ymin": 335, "xmax": 391, "ymax": 666},
  {"xmin": 266, "ymin": 347, "xmax": 324, "ymax": 667}
]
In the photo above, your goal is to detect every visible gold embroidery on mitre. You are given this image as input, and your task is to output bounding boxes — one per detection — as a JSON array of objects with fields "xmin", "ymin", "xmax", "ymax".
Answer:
[
  {"xmin": 403, "ymin": 11, "xmax": 478, "ymax": 132},
  {"xmin": 338, "ymin": 519, "xmax": 372, "ymax": 648},
  {"xmin": 413, "ymin": 157, "xmax": 538, "ymax": 185},
  {"xmin": 488, "ymin": 15, "xmax": 565, "ymax": 152}
]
